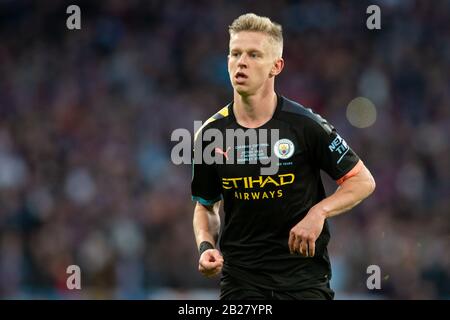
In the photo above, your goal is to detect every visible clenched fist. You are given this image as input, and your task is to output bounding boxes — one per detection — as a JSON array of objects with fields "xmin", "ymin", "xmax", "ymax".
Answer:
[{"xmin": 198, "ymin": 249, "xmax": 224, "ymax": 277}]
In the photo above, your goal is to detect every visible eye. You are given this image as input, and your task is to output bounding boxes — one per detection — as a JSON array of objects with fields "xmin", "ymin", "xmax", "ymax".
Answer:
[{"xmin": 231, "ymin": 52, "xmax": 240, "ymax": 57}]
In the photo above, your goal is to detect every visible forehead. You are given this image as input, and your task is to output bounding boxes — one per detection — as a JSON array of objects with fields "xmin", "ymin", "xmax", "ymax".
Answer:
[{"xmin": 229, "ymin": 31, "xmax": 271, "ymax": 51}]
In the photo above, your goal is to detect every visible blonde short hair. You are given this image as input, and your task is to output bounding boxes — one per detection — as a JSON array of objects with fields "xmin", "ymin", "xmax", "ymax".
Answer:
[{"xmin": 229, "ymin": 13, "xmax": 283, "ymax": 58}]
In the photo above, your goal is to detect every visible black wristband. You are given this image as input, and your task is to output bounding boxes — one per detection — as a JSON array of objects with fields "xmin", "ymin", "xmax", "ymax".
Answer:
[{"xmin": 199, "ymin": 241, "xmax": 214, "ymax": 255}]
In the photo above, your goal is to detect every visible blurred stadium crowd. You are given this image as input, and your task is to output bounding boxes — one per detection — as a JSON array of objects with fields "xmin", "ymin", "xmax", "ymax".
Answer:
[{"xmin": 0, "ymin": 0, "xmax": 449, "ymax": 299}]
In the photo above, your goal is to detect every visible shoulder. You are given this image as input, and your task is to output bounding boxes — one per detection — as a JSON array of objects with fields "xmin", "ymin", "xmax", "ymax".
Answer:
[
  {"xmin": 279, "ymin": 96, "xmax": 334, "ymax": 134},
  {"xmin": 194, "ymin": 104, "xmax": 231, "ymax": 142}
]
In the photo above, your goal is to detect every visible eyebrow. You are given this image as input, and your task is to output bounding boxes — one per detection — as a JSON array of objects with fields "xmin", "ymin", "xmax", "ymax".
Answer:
[{"xmin": 230, "ymin": 48, "xmax": 264, "ymax": 54}]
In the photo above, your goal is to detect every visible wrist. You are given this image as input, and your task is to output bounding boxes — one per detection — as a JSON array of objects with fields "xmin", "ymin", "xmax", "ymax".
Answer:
[
  {"xmin": 309, "ymin": 205, "xmax": 328, "ymax": 220},
  {"xmin": 198, "ymin": 241, "xmax": 214, "ymax": 255}
]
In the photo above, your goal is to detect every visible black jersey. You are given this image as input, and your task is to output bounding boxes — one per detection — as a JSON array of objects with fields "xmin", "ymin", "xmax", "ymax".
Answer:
[{"xmin": 191, "ymin": 95, "xmax": 361, "ymax": 290}]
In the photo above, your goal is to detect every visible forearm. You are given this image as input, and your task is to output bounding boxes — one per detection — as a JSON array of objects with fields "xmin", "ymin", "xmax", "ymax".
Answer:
[
  {"xmin": 311, "ymin": 166, "xmax": 376, "ymax": 219},
  {"xmin": 193, "ymin": 201, "xmax": 221, "ymax": 248}
]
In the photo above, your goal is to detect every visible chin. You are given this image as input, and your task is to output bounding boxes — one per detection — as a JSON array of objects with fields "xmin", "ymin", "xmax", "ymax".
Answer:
[
  {"xmin": 235, "ymin": 88, "xmax": 248, "ymax": 95},
  {"xmin": 234, "ymin": 85, "xmax": 252, "ymax": 96}
]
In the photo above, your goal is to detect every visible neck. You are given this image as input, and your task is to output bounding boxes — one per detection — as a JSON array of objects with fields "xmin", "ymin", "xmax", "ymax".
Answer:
[{"xmin": 233, "ymin": 88, "xmax": 278, "ymax": 129}]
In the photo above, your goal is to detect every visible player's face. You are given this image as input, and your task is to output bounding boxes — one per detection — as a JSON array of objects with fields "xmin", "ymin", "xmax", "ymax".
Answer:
[{"xmin": 228, "ymin": 31, "xmax": 280, "ymax": 96}]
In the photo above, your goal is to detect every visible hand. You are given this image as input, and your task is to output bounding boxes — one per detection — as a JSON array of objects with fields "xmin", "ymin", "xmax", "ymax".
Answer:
[
  {"xmin": 198, "ymin": 249, "xmax": 224, "ymax": 277},
  {"xmin": 288, "ymin": 209, "xmax": 326, "ymax": 257}
]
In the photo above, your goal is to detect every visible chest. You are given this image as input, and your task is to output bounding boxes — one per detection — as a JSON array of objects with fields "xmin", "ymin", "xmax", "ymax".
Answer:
[{"xmin": 215, "ymin": 124, "xmax": 309, "ymax": 183}]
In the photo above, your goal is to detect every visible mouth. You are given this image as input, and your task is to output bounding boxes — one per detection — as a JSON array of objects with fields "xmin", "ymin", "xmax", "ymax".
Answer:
[{"xmin": 234, "ymin": 72, "xmax": 248, "ymax": 83}]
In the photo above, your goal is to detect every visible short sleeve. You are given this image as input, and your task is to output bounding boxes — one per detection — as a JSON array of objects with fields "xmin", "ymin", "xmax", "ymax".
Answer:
[
  {"xmin": 191, "ymin": 134, "xmax": 222, "ymax": 205},
  {"xmin": 303, "ymin": 117, "xmax": 361, "ymax": 182}
]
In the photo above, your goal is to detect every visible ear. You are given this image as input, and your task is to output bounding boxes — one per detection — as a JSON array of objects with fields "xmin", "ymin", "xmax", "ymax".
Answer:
[{"xmin": 269, "ymin": 58, "xmax": 284, "ymax": 77}]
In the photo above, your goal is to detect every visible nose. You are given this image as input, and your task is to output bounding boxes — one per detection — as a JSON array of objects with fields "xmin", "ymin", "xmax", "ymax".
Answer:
[{"xmin": 237, "ymin": 53, "xmax": 248, "ymax": 68}]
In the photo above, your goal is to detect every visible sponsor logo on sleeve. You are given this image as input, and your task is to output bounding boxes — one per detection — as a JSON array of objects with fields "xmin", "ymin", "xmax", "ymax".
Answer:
[{"xmin": 328, "ymin": 134, "xmax": 350, "ymax": 164}]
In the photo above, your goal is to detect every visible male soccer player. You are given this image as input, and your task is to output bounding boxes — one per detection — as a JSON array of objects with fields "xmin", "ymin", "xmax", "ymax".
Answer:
[{"xmin": 191, "ymin": 13, "xmax": 376, "ymax": 300}]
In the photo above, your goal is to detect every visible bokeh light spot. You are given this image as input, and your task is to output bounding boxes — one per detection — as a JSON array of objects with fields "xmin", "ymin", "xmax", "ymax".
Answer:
[{"xmin": 346, "ymin": 97, "xmax": 377, "ymax": 128}]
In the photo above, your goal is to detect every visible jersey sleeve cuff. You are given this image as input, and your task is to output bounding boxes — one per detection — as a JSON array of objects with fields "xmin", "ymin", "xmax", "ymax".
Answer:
[
  {"xmin": 192, "ymin": 195, "xmax": 222, "ymax": 206},
  {"xmin": 336, "ymin": 160, "xmax": 363, "ymax": 185}
]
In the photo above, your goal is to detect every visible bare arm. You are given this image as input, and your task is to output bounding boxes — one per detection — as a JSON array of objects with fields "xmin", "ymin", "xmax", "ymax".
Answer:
[
  {"xmin": 193, "ymin": 200, "xmax": 221, "ymax": 248},
  {"xmin": 313, "ymin": 162, "xmax": 376, "ymax": 219},
  {"xmin": 193, "ymin": 200, "xmax": 223, "ymax": 277},
  {"xmin": 289, "ymin": 162, "xmax": 376, "ymax": 257}
]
